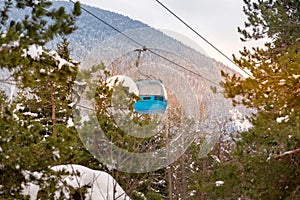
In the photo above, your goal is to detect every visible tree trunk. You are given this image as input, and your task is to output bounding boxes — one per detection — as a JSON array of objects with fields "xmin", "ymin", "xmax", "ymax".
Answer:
[
  {"xmin": 201, "ymin": 159, "xmax": 206, "ymax": 200},
  {"xmin": 50, "ymin": 83, "xmax": 56, "ymax": 136},
  {"xmin": 181, "ymin": 154, "xmax": 187, "ymax": 200},
  {"xmin": 166, "ymin": 117, "xmax": 173, "ymax": 200}
]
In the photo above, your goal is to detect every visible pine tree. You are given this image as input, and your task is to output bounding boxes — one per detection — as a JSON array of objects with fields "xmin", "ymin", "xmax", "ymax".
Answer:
[
  {"xmin": 0, "ymin": 37, "xmax": 102, "ymax": 199},
  {"xmin": 0, "ymin": 0, "xmax": 81, "ymax": 83},
  {"xmin": 0, "ymin": 1, "xmax": 103, "ymax": 198},
  {"xmin": 204, "ymin": 0, "xmax": 300, "ymax": 199},
  {"xmin": 75, "ymin": 66, "xmax": 167, "ymax": 197}
]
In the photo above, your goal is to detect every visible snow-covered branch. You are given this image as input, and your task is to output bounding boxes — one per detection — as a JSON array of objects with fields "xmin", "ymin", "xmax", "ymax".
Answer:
[{"xmin": 274, "ymin": 148, "xmax": 300, "ymax": 160}]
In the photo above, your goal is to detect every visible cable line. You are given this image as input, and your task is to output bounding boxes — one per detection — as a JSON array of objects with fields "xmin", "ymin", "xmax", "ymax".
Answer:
[
  {"xmin": 154, "ymin": 0, "xmax": 253, "ymax": 78},
  {"xmin": 69, "ymin": 0, "xmax": 221, "ymax": 87},
  {"xmin": 146, "ymin": 48, "xmax": 220, "ymax": 86},
  {"xmin": 69, "ymin": 0, "xmax": 144, "ymax": 48}
]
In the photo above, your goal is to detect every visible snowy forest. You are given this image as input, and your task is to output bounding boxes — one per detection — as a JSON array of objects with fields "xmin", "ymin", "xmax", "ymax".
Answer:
[{"xmin": 0, "ymin": 0, "xmax": 299, "ymax": 199}]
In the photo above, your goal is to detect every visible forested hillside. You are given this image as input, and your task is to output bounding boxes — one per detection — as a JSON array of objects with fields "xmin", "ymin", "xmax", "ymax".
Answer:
[{"xmin": 2, "ymin": 0, "xmax": 297, "ymax": 199}]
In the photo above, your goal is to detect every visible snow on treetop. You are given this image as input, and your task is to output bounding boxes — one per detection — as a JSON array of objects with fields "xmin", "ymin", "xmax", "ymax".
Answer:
[
  {"xmin": 22, "ymin": 45, "xmax": 43, "ymax": 60},
  {"xmin": 106, "ymin": 75, "xmax": 139, "ymax": 95},
  {"xmin": 215, "ymin": 180, "xmax": 224, "ymax": 187},
  {"xmin": 276, "ymin": 115, "xmax": 289, "ymax": 123},
  {"xmin": 66, "ymin": 117, "xmax": 74, "ymax": 128},
  {"xmin": 21, "ymin": 45, "xmax": 74, "ymax": 69},
  {"xmin": 49, "ymin": 50, "xmax": 74, "ymax": 69},
  {"xmin": 278, "ymin": 79, "xmax": 286, "ymax": 85},
  {"xmin": 292, "ymin": 74, "xmax": 300, "ymax": 79}
]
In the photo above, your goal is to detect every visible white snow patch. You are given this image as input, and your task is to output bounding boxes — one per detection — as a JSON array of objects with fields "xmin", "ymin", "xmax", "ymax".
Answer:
[
  {"xmin": 52, "ymin": 149, "xmax": 60, "ymax": 159},
  {"xmin": 23, "ymin": 112, "xmax": 38, "ymax": 117},
  {"xmin": 267, "ymin": 152, "xmax": 273, "ymax": 161},
  {"xmin": 228, "ymin": 108, "xmax": 252, "ymax": 132},
  {"xmin": 42, "ymin": 134, "xmax": 50, "ymax": 141},
  {"xmin": 22, "ymin": 45, "xmax": 43, "ymax": 60},
  {"xmin": 21, "ymin": 164, "xmax": 131, "ymax": 200},
  {"xmin": 68, "ymin": 101, "xmax": 76, "ymax": 108},
  {"xmin": 51, "ymin": 164, "xmax": 131, "ymax": 200},
  {"xmin": 49, "ymin": 50, "xmax": 74, "ymax": 69},
  {"xmin": 67, "ymin": 118, "xmax": 74, "ymax": 128},
  {"xmin": 190, "ymin": 190, "xmax": 196, "ymax": 196},
  {"xmin": 132, "ymin": 191, "xmax": 146, "ymax": 200},
  {"xmin": 278, "ymin": 79, "xmax": 286, "ymax": 85},
  {"xmin": 22, "ymin": 170, "xmax": 43, "ymax": 180},
  {"xmin": 1, "ymin": 31, "xmax": 6, "ymax": 38},
  {"xmin": 215, "ymin": 180, "xmax": 224, "ymax": 187},
  {"xmin": 22, "ymin": 45, "xmax": 74, "ymax": 69},
  {"xmin": 13, "ymin": 113, "xmax": 19, "ymax": 121},
  {"xmin": 276, "ymin": 115, "xmax": 289, "ymax": 123},
  {"xmin": 262, "ymin": 80, "xmax": 268, "ymax": 85},
  {"xmin": 292, "ymin": 74, "xmax": 300, "ymax": 79},
  {"xmin": 32, "ymin": 0, "xmax": 39, "ymax": 5},
  {"xmin": 21, "ymin": 182, "xmax": 40, "ymax": 200},
  {"xmin": 211, "ymin": 155, "xmax": 221, "ymax": 163},
  {"xmin": 14, "ymin": 103, "xmax": 25, "ymax": 112},
  {"xmin": 0, "ymin": 39, "xmax": 20, "ymax": 50},
  {"xmin": 189, "ymin": 161, "xmax": 195, "ymax": 169}
]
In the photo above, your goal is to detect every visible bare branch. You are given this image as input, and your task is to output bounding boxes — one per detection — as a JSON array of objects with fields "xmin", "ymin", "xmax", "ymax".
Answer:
[{"xmin": 274, "ymin": 148, "xmax": 300, "ymax": 160}]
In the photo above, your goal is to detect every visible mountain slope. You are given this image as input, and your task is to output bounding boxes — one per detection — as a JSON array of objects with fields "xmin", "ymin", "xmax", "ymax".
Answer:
[{"xmin": 1, "ymin": 1, "xmax": 246, "ymax": 139}]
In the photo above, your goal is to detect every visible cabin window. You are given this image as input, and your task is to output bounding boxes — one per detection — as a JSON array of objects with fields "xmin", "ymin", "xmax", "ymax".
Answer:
[
  {"xmin": 154, "ymin": 96, "xmax": 164, "ymax": 101},
  {"xmin": 143, "ymin": 96, "xmax": 151, "ymax": 100}
]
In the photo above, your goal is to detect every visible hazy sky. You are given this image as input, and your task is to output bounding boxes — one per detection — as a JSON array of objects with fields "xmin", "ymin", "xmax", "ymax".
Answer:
[{"xmin": 78, "ymin": 0, "xmax": 263, "ymax": 75}]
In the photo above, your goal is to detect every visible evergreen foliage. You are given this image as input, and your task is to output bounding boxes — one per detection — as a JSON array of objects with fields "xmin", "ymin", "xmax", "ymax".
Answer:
[
  {"xmin": 206, "ymin": 0, "xmax": 300, "ymax": 198},
  {"xmin": 0, "ymin": 0, "xmax": 81, "ymax": 79},
  {"xmin": 0, "ymin": 1, "xmax": 102, "ymax": 199}
]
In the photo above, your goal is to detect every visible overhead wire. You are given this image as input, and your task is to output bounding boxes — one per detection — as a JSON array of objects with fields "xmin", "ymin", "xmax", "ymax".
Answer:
[
  {"xmin": 69, "ymin": 0, "xmax": 221, "ymax": 87},
  {"xmin": 154, "ymin": 0, "xmax": 253, "ymax": 78},
  {"xmin": 146, "ymin": 48, "xmax": 219, "ymax": 86},
  {"xmin": 147, "ymin": 47, "xmax": 220, "ymax": 85},
  {"xmin": 69, "ymin": 0, "xmax": 145, "ymax": 48}
]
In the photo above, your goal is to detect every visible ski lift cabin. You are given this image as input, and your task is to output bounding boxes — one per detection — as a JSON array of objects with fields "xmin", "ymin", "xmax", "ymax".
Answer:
[{"xmin": 134, "ymin": 80, "xmax": 168, "ymax": 114}]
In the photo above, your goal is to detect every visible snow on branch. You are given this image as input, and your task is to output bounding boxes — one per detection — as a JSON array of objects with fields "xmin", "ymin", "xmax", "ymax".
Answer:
[
  {"xmin": 274, "ymin": 148, "xmax": 300, "ymax": 160},
  {"xmin": 21, "ymin": 45, "xmax": 74, "ymax": 69}
]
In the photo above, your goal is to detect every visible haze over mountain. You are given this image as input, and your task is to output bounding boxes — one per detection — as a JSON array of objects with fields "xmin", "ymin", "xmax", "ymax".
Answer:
[
  {"xmin": 51, "ymin": 2, "xmax": 245, "ymax": 124},
  {"xmin": 1, "ymin": 1, "xmax": 248, "ymax": 132}
]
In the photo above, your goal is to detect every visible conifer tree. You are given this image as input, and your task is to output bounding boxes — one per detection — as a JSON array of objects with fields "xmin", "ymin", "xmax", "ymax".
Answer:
[
  {"xmin": 205, "ymin": 0, "xmax": 300, "ymax": 199},
  {"xmin": 0, "ymin": 1, "xmax": 102, "ymax": 198},
  {"xmin": 0, "ymin": 0, "xmax": 81, "ymax": 84},
  {"xmin": 0, "ymin": 37, "xmax": 101, "ymax": 199}
]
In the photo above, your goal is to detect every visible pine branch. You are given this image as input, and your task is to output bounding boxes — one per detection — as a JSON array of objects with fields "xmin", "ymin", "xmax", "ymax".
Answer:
[{"xmin": 274, "ymin": 148, "xmax": 300, "ymax": 160}]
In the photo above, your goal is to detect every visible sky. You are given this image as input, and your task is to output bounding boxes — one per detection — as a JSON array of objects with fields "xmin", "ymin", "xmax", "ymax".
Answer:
[{"xmin": 76, "ymin": 0, "xmax": 264, "ymax": 76}]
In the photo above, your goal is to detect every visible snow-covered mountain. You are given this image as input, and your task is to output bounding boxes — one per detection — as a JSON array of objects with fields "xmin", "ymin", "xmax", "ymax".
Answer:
[
  {"xmin": 46, "ymin": 2, "xmax": 232, "ymax": 76},
  {"xmin": 2, "ymin": 0, "xmax": 249, "ymax": 133},
  {"xmin": 51, "ymin": 1, "xmax": 251, "ymax": 162}
]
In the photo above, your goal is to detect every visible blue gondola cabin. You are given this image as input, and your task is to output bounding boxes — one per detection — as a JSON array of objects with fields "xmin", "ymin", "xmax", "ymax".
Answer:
[{"xmin": 134, "ymin": 80, "xmax": 168, "ymax": 114}]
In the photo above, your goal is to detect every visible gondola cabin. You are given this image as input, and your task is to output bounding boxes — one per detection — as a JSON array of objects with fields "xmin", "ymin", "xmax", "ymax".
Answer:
[{"xmin": 134, "ymin": 80, "xmax": 168, "ymax": 114}]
